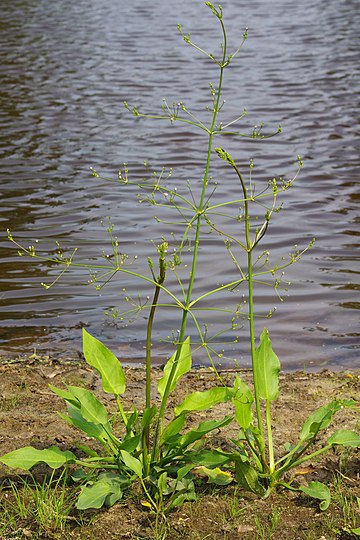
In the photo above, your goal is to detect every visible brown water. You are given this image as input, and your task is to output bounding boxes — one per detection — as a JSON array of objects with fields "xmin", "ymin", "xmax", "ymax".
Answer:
[{"xmin": 1, "ymin": 0, "xmax": 359, "ymax": 370}]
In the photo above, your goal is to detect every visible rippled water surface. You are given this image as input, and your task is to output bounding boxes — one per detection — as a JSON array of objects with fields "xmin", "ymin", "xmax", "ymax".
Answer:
[{"xmin": 1, "ymin": 0, "xmax": 359, "ymax": 369}]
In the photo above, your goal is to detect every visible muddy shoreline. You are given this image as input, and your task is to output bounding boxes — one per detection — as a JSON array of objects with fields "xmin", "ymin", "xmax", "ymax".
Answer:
[{"xmin": 0, "ymin": 356, "xmax": 359, "ymax": 539}]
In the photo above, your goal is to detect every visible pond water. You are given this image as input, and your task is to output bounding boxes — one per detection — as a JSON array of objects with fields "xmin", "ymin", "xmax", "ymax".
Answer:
[{"xmin": 1, "ymin": 0, "xmax": 359, "ymax": 370}]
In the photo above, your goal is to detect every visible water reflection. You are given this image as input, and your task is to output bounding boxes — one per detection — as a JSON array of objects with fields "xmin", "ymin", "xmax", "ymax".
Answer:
[{"xmin": 0, "ymin": 0, "xmax": 359, "ymax": 369}]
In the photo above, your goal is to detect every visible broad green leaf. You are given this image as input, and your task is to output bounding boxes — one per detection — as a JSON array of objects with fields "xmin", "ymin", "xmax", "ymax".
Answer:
[
  {"xmin": 83, "ymin": 328, "xmax": 126, "ymax": 395},
  {"xmin": 50, "ymin": 384, "xmax": 109, "ymax": 426},
  {"xmin": 126, "ymin": 410, "xmax": 139, "ymax": 434},
  {"xmin": 49, "ymin": 384, "xmax": 79, "ymax": 405},
  {"xmin": 120, "ymin": 450, "xmax": 143, "ymax": 478},
  {"xmin": 141, "ymin": 405, "xmax": 158, "ymax": 428},
  {"xmin": 169, "ymin": 490, "xmax": 197, "ymax": 510},
  {"xmin": 234, "ymin": 457, "xmax": 266, "ymax": 497},
  {"xmin": 77, "ymin": 474, "xmax": 125, "ymax": 509},
  {"xmin": 328, "ymin": 430, "xmax": 360, "ymax": 448},
  {"xmin": 71, "ymin": 469, "xmax": 89, "ymax": 483},
  {"xmin": 160, "ymin": 413, "xmax": 187, "ymax": 445},
  {"xmin": 163, "ymin": 477, "xmax": 196, "ymax": 508},
  {"xmin": 352, "ymin": 527, "xmax": 360, "ymax": 536},
  {"xmin": 174, "ymin": 387, "xmax": 233, "ymax": 416},
  {"xmin": 75, "ymin": 444, "xmax": 99, "ymax": 458},
  {"xmin": 300, "ymin": 401, "xmax": 342, "ymax": 441},
  {"xmin": 0, "ymin": 446, "xmax": 76, "ymax": 471},
  {"xmin": 157, "ymin": 471, "xmax": 168, "ymax": 495},
  {"xmin": 77, "ymin": 480, "xmax": 116, "ymax": 509},
  {"xmin": 179, "ymin": 416, "xmax": 233, "ymax": 448},
  {"xmin": 107, "ymin": 490, "xmax": 124, "ymax": 508},
  {"xmin": 162, "ymin": 476, "xmax": 179, "ymax": 496},
  {"xmin": 300, "ymin": 481, "xmax": 330, "ymax": 511},
  {"xmin": 66, "ymin": 386, "xmax": 109, "ymax": 425},
  {"xmin": 176, "ymin": 463, "xmax": 195, "ymax": 481},
  {"xmin": 190, "ymin": 449, "xmax": 230, "ymax": 468},
  {"xmin": 233, "ymin": 375, "xmax": 253, "ymax": 429},
  {"xmin": 196, "ymin": 466, "xmax": 233, "ymax": 485},
  {"xmin": 170, "ymin": 495, "xmax": 186, "ymax": 508},
  {"xmin": 119, "ymin": 434, "xmax": 141, "ymax": 454},
  {"xmin": 253, "ymin": 329, "xmax": 280, "ymax": 401},
  {"xmin": 59, "ymin": 403, "xmax": 111, "ymax": 444},
  {"xmin": 158, "ymin": 337, "xmax": 192, "ymax": 399}
]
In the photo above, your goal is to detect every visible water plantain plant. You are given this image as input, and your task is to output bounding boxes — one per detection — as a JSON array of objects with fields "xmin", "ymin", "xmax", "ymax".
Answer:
[
  {"xmin": 0, "ymin": 328, "xmax": 234, "ymax": 514},
  {"xmin": 2, "ymin": 2, "xmax": 359, "ymax": 516}
]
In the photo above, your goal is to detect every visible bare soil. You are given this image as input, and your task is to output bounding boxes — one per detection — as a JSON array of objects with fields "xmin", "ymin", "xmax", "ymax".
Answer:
[{"xmin": 0, "ymin": 354, "xmax": 359, "ymax": 540}]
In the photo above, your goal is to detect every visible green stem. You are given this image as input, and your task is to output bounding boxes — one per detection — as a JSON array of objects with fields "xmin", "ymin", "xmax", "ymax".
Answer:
[
  {"xmin": 140, "ymin": 476, "xmax": 158, "ymax": 511},
  {"xmin": 274, "ymin": 436, "xmax": 314, "ymax": 469},
  {"xmin": 145, "ymin": 246, "xmax": 167, "ymax": 410},
  {"xmin": 244, "ymin": 189, "xmax": 264, "ymax": 445},
  {"xmin": 223, "ymin": 157, "xmax": 266, "ymax": 465},
  {"xmin": 246, "ymin": 250, "xmax": 256, "ymax": 389},
  {"xmin": 275, "ymin": 441, "xmax": 332, "ymax": 479},
  {"xmin": 277, "ymin": 444, "xmax": 333, "ymax": 477},
  {"xmin": 145, "ymin": 288, "xmax": 161, "ymax": 408},
  {"xmin": 130, "ymin": 111, "xmax": 210, "ymax": 133},
  {"xmin": 151, "ymin": 23, "xmax": 228, "ymax": 462},
  {"xmin": 73, "ymin": 460, "xmax": 118, "ymax": 470},
  {"xmin": 116, "ymin": 396, "xmax": 128, "ymax": 427},
  {"xmin": 243, "ymin": 432, "xmax": 263, "ymax": 470},
  {"xmin": 266, "ymin": 400, "xmax": 275, "ymax": 473},
  {"xmin": 143, "ymin": 244, "xmax": 167, "ymax": 473}
]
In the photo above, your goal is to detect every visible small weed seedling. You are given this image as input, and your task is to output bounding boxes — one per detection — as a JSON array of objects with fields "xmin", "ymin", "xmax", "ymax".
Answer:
[
  {"xmin": 1, "ymin": 1, "xmax": 359, "ymax": 520},
  {"xmin": 254, "ymin": 508, "xmax": 281, "ymax": 539}
]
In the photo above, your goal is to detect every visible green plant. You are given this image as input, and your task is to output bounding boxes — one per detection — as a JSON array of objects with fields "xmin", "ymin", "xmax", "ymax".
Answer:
[
  {"xmin": 226, "ymin": 485, "xmax": 246, "ymax": 520},
  {"xmin": 254, "ymin": 508, "xmax": 281, "ymax": 539},
  {"xmin": 1, "ymin": 0, "xmax": 359, "ymax": 519},
  {"xmin": 0, "ymin": 328, "xmax": 232, "ymax": 515},
  {"xmin": 0, "ymin": 394, "xmax": 23, "ymax": 412},
  {"xmin": 0, "ymin": 501, "xmax": 17, "ymax": 537},
  {"xmin": 327, "ymin": 474, "xmax": 360, "ymax": 536},
  {"xmin": 0, "ymin": 470, "xmax": 76, "ymax": 536},
  {"xmin": 228, "ymin": 330, "xmax": 359, "ymax": 500}
]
